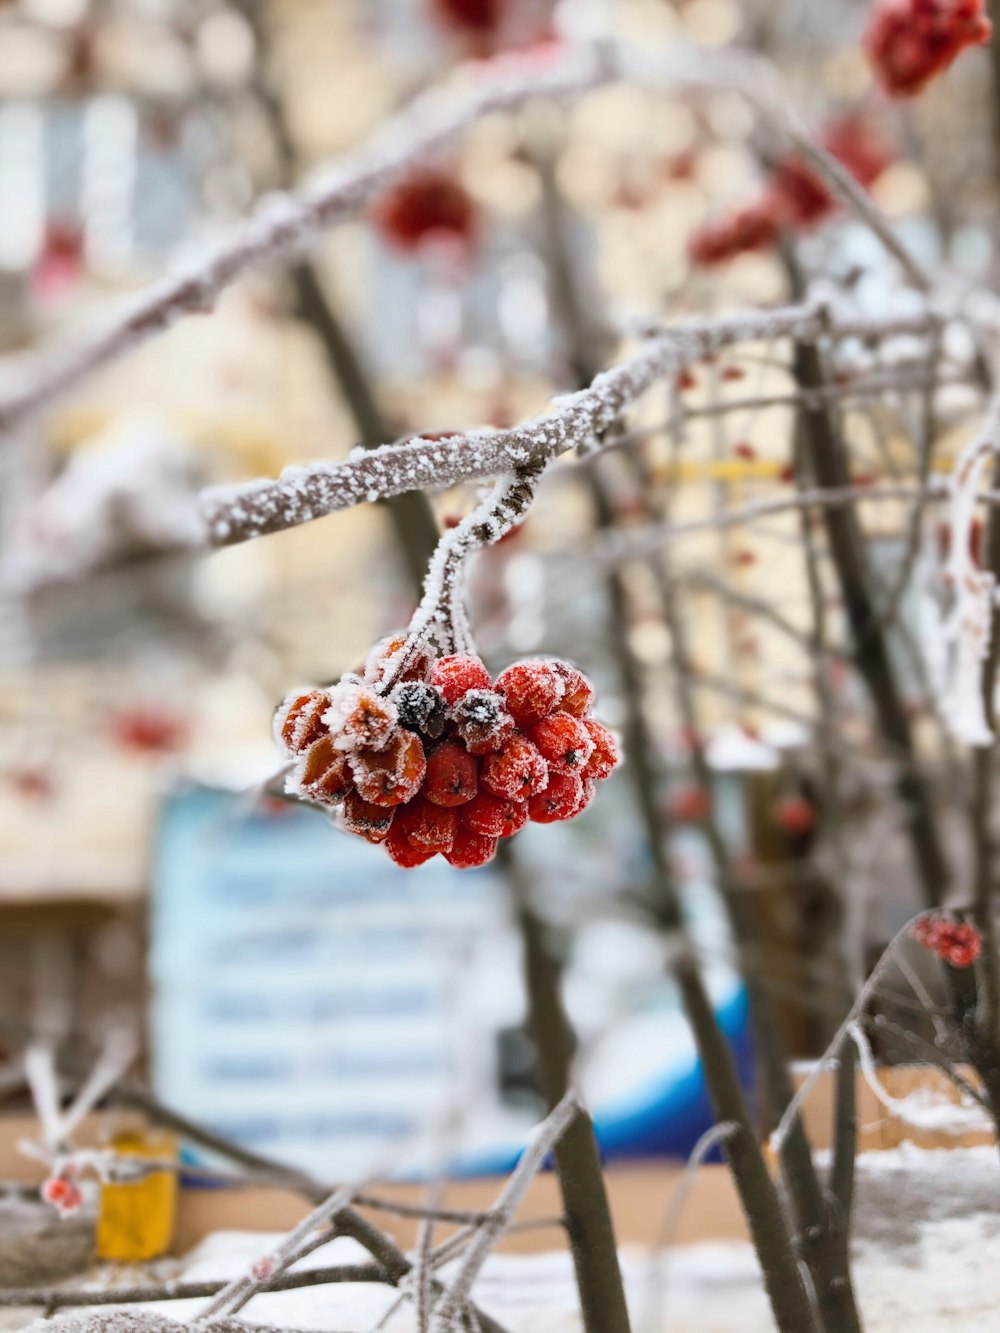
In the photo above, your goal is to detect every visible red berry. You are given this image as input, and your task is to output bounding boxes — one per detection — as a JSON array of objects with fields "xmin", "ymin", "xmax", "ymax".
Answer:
[
  {"xmin": 910, "ymin": 915, "xmax": 982, "ymax": 968},
  {"xmin": 423, "ymin": 740, "xmax": 479, "ymax": 806},
  {"xmin": 481, "ymin": 735, "xmax": 548, "ymax": 799},
  {"xmin": 529, "ymin": 771, "xmax": 584, "ymax": 823},
  {"xmin": 460, "ymin": 791, "xmax": 510, "ymax": 837},
  {"xmin": 342, "ymin": 791, "xmax": 395, "ymax": 844},
  {"xmin": 669, "ymin": 785, "xmax": 711, "ymax": 823},
  {"xmin": 550, "ymin": 661, "xmax": 594, "ymax": 717},
  {"xmin": 396, "ymin": 797, "xmax": 458, "ymax": 854},
  {"xmin": 688, "ymin": 199, "xmax": 782, "ymax": 267},
  {"xmin": 275, "ymin": 690, "xmax": 330, "ymax": 754},
  {"xmin": 431, "ymin": 0, "xmax": 504, "ymax": 36},
  {"xmin": 576, "ymin": 778, "xmax": 597, "ymax": 815},
  {"xmin": 444, "ymin": 827, "xmax": 499, "ymax": 869},
  {"xmin": 721, "ymin": 365, "xmax": 746, "ymax": 381},
  {"xmin": 732, "ymin": 441, "xmax": 757, "ymax": 461},
  {"xmin": 385, "ymin": 821, "xmax": 437, "ymax": 868},
  {"xmin": 373, "ymin": 168, "xmax": 478, "ymax": 253},
  {"xmin": 495, "ymin": 660, "xmax": 564, "ymax": 727},
  {"xmin": 530, "ymin": 712, "xmax": 595, "ymax": 775},
  {"xmin": 325, "ymin": 681, "xmax": 398, "ymax": 752},
  {"xmin": 498, "ymin": 797, "xmax": 529, "ymax": 838},
  {"xmin": 772, "ymin": 794, "xmax": 817, "ymax": 837},
  {"xmin": 349, "ymin": 732, "xmax": 426, "ymax": 807},
  {"xmin": 450, "ymin": 688, "xmax": 515, "ymax": 755},
  {"xmin": 581, "ymin": 720, "xmax": 620, "ymax": 780},
  {"xmin": 430, "ymin": 654, "xmax": 492, "ymax": 706},
  {"xmin": 864, "ymin": 0, "xmax": 991, "ymax": 98},
  {"xmin": 297, "ymin": 736, "xmax": 352, "ymax": 805}
]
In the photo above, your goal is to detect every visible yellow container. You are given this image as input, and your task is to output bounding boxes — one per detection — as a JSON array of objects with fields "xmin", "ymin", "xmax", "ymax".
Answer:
[{"xmin": 95, "ymin": 1131, "xmax": 178, "ymax": 1262}]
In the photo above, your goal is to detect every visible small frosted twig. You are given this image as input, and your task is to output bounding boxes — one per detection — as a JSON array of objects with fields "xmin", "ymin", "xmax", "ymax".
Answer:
[
  {"xmin": 376, "ymin": 462, "xmax": 545, "ymax": 689},
  {"xmin": 639, "ymin": 1120, "xmax": 739, "ymax": 1333},
  {"xmin": 591, "ymin": 480, "xmax": 950, "ymax": 566},
  {"xmin": 894, "ymin": 951, "xmax": 950, "ymax": 1043},
  {"xmin": 197, "ymin": 1185, "xmax": 357, "ymax": 1319},
  {"xmin": 848, "ymin": 1020, "xmax": 992, "ymax": 1136},
  {"xmin": 23, "ymin": 1047, "xmax": 62, "ymax": 1154},
  {"xmin": 769, "ymin": 921, "xmax": 914, "ymax": 1156},
  {"xmin": 937, "ymin": 387, "xmax": 1000, "ymax": 744},
  {"xmin": 200, "ymin": 299, "xmax": 956, "ymax": 549},
  {"xmin": 432, "ymin": 1091, "xmax": 580, "ymax": 1330}
]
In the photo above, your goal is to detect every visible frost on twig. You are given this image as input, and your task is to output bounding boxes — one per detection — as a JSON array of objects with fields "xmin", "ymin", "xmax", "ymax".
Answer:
[
  {"xmin": 204, "ymin": 297, "xmax": 935, "ymax": 548},
  {"xmin": 933, "ymin": 390, "xmax": 1000, "ymax": 745},
  {"xmin": 432, "ymin": 1090, "xmax": 580, "ymax": 1330},
  {"xmin": 0, "ymin": 36, "xmax": 926, "ymax": 447},
  {"xmin": 375, "ymin": 461, "xmax": 546, "ymax": 691}
]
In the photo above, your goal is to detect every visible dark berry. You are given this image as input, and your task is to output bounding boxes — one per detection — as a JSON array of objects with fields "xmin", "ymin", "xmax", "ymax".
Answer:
[{"xmin": 391, "ymin": 680, "xmax": 448, "ymax": 739}]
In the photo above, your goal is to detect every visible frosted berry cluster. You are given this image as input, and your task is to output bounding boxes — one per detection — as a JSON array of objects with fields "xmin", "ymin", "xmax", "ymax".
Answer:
[
  {"xmin": 274, "ymin": 643, "xmax": 620, "ymax": 870},
  {"xmin": 864, "ymin": 0, "xmax": 991, "ymax": 98},
  {"xmin": 910, "ymin": 914, "xmax": 982, "ymax": 968}
]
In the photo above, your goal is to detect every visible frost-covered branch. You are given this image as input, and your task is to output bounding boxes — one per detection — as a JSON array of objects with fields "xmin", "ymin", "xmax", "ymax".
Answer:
[
  {"xmin": 0, "ymin": 38, "xmax": 930, "ymax": 444},
  {"xmin": 934, "ymin": 388, "xmax": 1000, "ymax": 744},
  {"xmin": 201, "ymin": 299, "xmax": 942, "ymax": 547}
]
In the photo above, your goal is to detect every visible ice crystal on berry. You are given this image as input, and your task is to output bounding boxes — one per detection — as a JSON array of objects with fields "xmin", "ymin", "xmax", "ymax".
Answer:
[
  {"xmin": 391, "ymin": 680, "xmax": 449, "ymax": 738},
  {"xmin": 430, "ymin": 654, "xmax": 492, "ymax": 704},
  {"xmin": 495, "ymin": 660, "xmax": 565, "ymax": 727},
  {"xmin": 274, "ymin": 652, "xmax": 617, "ymax": 867},
  {"xmin": 450, "ymin": 688, "xmax": 515, "ymax": 754},
  {"xmin": 325, "ymin": 680, "xmax": 398, "ymax": 752}
]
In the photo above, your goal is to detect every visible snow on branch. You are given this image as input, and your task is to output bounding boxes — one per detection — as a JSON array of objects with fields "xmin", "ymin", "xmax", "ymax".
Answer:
[
  {"xmin": 0, "ymin": 39, "xmax": 927, "ymax": 442},
  {"xmin": 933, "ymin": 389, "xmax": 1000, "ymax": 745},
  {"xmin": 200, "ymin": 299, "xmax": 942, "ymax": 547}
]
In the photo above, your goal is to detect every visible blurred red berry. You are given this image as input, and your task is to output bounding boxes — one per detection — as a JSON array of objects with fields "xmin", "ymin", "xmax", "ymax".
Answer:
[
  {"xmin": 373, "ymin": 168, "xmax": 477, "ymax": 253},
  {"xmin": 688, "ymin": 200, "xmax": 782, "ymax": 267},
  {"xmin": 423, "ymin": 740, "xmax": 479, "ymax": 806},
  {"xmin": 721, "ymin": 365, "xmax": 746, "ymax": 381},
  {"xmin": 430, "ymin": 0, "xmax": 504, "ymax": 35},
  {"xmin": 669, "ymin": 785, "xmax": 711, "ymax": 823},
  {"xmin": 773, "ymin": 794, "xmax": 818, "ymax": 837},
  {"xmin": 865, "ymin": 0, "xmax": 991, "ymax": 97},
  {"xmin": 910, "ymin": 914, "xmax": 982, "ymax": 967},
  {"xmin": 111, "ymin": 710, "xmax": 187, "ymax": 753},
  {"xmin": 732, "ymin": 441, "xmax": 758, "ymax": 460}
]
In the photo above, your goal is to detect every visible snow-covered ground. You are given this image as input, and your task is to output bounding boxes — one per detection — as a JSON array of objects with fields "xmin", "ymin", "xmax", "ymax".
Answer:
[{"xmin": 5, "ymin": 1145, "xmax": 1000, "ymax": 1332}]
